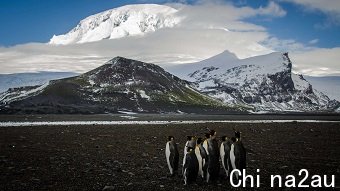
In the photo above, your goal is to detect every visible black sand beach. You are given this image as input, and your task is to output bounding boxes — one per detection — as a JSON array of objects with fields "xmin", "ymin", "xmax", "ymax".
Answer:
[{"xmin": 1, "ymin": 121, "xmax": 340, "ymax": 190}]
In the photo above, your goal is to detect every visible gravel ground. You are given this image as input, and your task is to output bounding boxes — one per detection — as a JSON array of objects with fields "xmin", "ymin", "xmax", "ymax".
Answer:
[{"xmin": 1, "ymin": 122, "xmax": 340, "ymax": 190}]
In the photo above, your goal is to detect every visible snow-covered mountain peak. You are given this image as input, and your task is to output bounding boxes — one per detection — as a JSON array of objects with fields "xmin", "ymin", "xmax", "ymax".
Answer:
[
  {"xmin": 203, "ymin": 50, "xmax": 239, "ymax": 64},
  {"xmin": 167, "ymin": 51, "xmax": 339, "ymax": 112},
  {"xmin": 105, "ymin": 56, "xmax": 127, "ymax": 65},
  {"xmin": 185, "ymin": 51, "xmax": 294, "ymax": 89},
  {"xmin": 49, "ymin": 4, "xmax": 181, "ymax": 45},
  {"xmin": 167, "ymin": 51, "xmax": 290, "ymax": 82},
  {"xmin": 192, "ymin": 50, "xmax": 239, "ymax": 69}
]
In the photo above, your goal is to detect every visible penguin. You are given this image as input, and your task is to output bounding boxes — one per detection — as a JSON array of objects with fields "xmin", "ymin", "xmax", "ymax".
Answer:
[
  {"xmin": 220, "ymin": 136, "xmax": 232, "ymax": 177},
  {"xmin": 206, "ymin": 130, "xmax": 220, "ymax": 183},
  {"xmin": 165, "ymin": 136, "xmax": 179, "ymax": 176},
  {"xmin": 208, "ymin": 130, "xmax": 220, "ymax": 181},
  {"xmin": 235, "ymin": 131, "xmax": 241, "ymax": 140},
  {"xmin": 183, "ymin": 146, "xmax": 199, "ymax": 185},
  {"xmin": 183, "ymin": 136, "xmax": 191, "ymax": 156},
  {"xmin": 182, "ymin": 136, "xmax": 196, "ymax": 174},
  {"xmin": 201, "ymin": 133, "xmax": 210, "ymax": 182},
  {"xmin": 188, "ymin": 136, "xmax": 197, "ymax": 148},
  {"xmin": 194, "ymin": 137, "xmax": 207, "ymax": 179},
  {"xmin": 230, "ymin": 132, "xmax": 246, "ymax": 181},
  {"xmin": 183, "ymin": 136, "xmax": 196, "ymax": 158}
]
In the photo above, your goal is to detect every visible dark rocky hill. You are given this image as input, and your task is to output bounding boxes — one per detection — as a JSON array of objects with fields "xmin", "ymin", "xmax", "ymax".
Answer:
[{"xmin": 0, "ymin": 57, "xmax": 243, "ymax": 114}]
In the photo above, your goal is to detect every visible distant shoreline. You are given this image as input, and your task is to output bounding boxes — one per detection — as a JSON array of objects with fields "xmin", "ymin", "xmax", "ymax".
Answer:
[
  {"xmin": 1, "ymin": 114, "xmax": 340, "ymax": 124},
  {"xmin": 1, "ymin": 120, "xmax": 340, "ymax": 127}
]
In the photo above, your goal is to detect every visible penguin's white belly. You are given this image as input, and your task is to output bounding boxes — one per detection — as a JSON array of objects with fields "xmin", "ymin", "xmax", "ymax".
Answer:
[
  {"xmin": 184, "ymin": 141, "xmax": 189, "ymax": 155},
  {"xmin": 195, "ymin": 147, "xmax": 203, "ymax": 177},
  {"xmin": 165, "ymin": 142, "xmax": 172, "ymax": 174},
  {"xmin": 230, "ymin": 144, "xmax": 236, "ymax": 170},
  {"xmin": 220, "ymin": 143, "xmax": 226, "ymax": 172},
  {"xmin": 183, "ymin": 141, "xmax": 189, "ymax": 167},
  {"xmin": 203, "ymin": 140, "xmax": 209, "ymax": 155}
]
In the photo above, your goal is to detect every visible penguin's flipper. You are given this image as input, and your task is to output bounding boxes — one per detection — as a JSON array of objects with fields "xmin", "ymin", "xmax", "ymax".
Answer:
[
  {"xmin": 169, "ymin": 152, "xmax": 175, "ymax": 173},
  {"xmin": 183, "ymin": 153, "xmax": 190, "ymax": 184}
]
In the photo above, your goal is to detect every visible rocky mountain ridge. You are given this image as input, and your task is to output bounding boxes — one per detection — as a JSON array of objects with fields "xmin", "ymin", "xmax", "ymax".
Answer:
[
  {"xmin": 166, "ymin": 51, "xmax": 339, "ymax": 112},
  {"xmin": 0, "ymin": 57, "xmax": 239, "ymax": 114},
  {"xmin": 1, "ymin": 53, "xmax": 339, "ymax": 114}
]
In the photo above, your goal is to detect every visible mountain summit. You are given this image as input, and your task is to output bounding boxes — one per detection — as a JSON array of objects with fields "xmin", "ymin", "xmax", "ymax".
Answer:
[{"xmin": 49, "ymin": 4, "xmax": 180, "ymax": 45}]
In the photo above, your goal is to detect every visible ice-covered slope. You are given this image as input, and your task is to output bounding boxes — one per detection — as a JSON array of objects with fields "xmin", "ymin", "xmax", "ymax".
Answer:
[
  {"xmin": 0, "ymin": 72, "xmax": 77, "ymax": 93},
  {"xmin": 49, "ymin": 4, "xmax": 180, "ymax": 45},
  {"xmin": 166, "ymin": 51, "xmax": 339, "ymax": 112},
  {"xmin": 167, "ymin": 50, "xmax": 239, "ymax": 79}
]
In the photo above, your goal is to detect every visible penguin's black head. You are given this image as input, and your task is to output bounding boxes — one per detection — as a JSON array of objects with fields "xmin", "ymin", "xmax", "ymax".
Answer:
[
  {"xmin": 196, "ymin": 137, "xmax": 203, "ymax": 145},
  {"xmin": 221, "ymin": 136, "xmax": 227, "ymax": 141},
  {"xmin": 210, "ymin": 130, "xmax": 216, "ymax": 136},
  {"xmin": 235, "ymin": 131, "xmax": 241, "ymax": 139},
  {"xmin": 205, "ymin": 133, "xmax": 211, "ymax": 139},
  {"xmin": 231, "ymin": 137, "xmax": 237, "ymax": 142},
  {"xmin": 186, "ymin": 136, "xmax": 193, "ymax": 141},
  {"xmin": 168, "ymin": 136, "xmax": 174, "ymax": 141}
]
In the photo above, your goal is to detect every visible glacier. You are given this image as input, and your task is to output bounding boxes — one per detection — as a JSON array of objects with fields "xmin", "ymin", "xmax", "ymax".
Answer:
[{"xmin": 49, "ymin": 4, "xmax": 181, "ymax": 45}]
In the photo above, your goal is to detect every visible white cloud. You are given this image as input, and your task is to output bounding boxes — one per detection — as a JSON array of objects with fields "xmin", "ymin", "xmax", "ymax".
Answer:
[
  {"xmin": 279, "ymin": 0, "xmax": 340, "ymax": 25},
  {"xmin": 289, "ymin": 47, "xmax": 340, "ymax": 76},
  {"xmin": 0, "ymin": 26, "xmax": 272, "ymax": 74},
  {"xmin": 261, "ymin": 37, "xmax": 312, "ymax": 52},
  {"xmin": 280, "ymin": 0, "xmax": 340, "ymax": 13},
  {"xmin": 0, "ymin": 2, "xmax": 282, "ymax": 74},
  {"xmin": 308, "ymin": 39, "xmax": 319, "ymax": 44},
  {"xmin": 258, "ymin": 1, "xmax": 287, "ymax": 17},
  {"xmin": 260, "ymin": 36, "xmax": 340, "ymax": 76},
  {"xmin": 193, "ymin": 0, "xmax": 286, "ymax": 18}
]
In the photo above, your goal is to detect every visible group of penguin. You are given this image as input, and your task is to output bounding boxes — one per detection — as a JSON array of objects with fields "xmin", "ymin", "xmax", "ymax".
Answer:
[{"xmin": 165, "ymin": 129, "xmax": 246, "ymax": 185}]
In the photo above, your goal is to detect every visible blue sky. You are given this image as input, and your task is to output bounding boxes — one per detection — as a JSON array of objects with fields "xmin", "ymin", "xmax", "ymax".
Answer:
[
  {"xmin": 243, "ymin": 1, "xmax": 340, "ymax": 48},
  {"xmin": 0, "ymin": 0, "xmax": 339, "ymax": 77},
  {"xmin": 0, "ymin": 0, "xmax": 134, "ymax": 46},
  {"xmin": 0, "ymin": 0, "xmax": 339, "ymax": 48}
]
